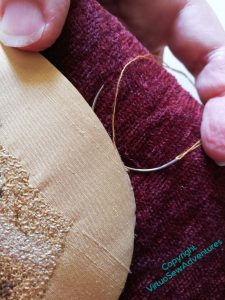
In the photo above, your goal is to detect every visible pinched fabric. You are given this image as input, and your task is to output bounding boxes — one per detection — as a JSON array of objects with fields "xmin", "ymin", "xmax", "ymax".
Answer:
[{"xmin": 44, "ymin": 1, "xmax": 225, "ymax": 299}]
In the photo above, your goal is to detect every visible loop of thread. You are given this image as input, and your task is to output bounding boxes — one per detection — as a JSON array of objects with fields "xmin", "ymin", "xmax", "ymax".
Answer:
[
  {"xmin": 94, "ymin": 54, "xmax": 201, "ymax": 172},
  {"xmin": 112, "ymin": 54, "xmax": 152, "ymax": 145}
]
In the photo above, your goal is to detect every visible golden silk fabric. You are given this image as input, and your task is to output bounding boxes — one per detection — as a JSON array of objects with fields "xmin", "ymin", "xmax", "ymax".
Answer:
[{"xmin": 0, "ymin": 46, "xmax": 136, "ymax": 300}]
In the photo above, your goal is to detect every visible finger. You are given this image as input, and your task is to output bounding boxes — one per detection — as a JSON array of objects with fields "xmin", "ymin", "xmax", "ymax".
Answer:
[
  {"xmin": 168, "ymin": 0, "xmax": 225, "ymax": 103},
  {"xmin": 197, "ymin": 47, "xmax": 225, "ymax": 163},
  {"xmin": 167, "ymin": 0, "xmax": 225, "ymax": 164},
  {"xmin": 168, "ymin": 0, "xmax": 225, "ymax": 76},
  {"xmin": 201, "ymin": 97, "xmax": 225, "ymax": 164},
  {"xmin": 0, "ymin": 0, "xmax": 70, "ymax": 51},
  {"xmin": 195, "ymin": 47, "xmax": 225, "ymax": 102}
]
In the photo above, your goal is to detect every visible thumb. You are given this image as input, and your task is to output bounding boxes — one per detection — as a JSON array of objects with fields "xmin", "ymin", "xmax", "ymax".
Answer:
[
  {"xmin": 0, "ymin": 0, "xmax": 70, "ymax": 51},
  {"xmin": 197, "ymin": 47, "xmax": 225, "ymax": 164}
]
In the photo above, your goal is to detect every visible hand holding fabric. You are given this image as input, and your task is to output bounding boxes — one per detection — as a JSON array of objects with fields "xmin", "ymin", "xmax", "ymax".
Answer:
[{"xmin": 0, "ymin": 0, "xmax": 225, "ymax": 164}]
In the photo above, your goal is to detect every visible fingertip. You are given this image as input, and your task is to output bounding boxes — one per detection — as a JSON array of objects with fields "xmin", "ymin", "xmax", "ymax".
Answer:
[
  {"xmin": 0, "ymin": 0, "xmax": 70, "ymax": 52},
  {"xmin": 31, "ymin": 0, "xmax": 70, "ymax": 51},
  {"xmin": 196, "ymin": 47, "xmax": 225, "ymax": 103},
  {"xmin": 201, "ymin": 97, "xmax": 225, "ymax": 163},
  {"xmin": 215, "ymin": 161, "xmax": 225, "ymax": 167}
]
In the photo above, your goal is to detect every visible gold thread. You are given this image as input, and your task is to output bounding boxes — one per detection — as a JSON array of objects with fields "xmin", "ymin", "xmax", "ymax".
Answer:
[
  {"xmin": 112, "ymin": 54, "xmax": 151, "ymax": 146},
  {"xmin": 93, "ymin": 54, "xmax": 201, "ymax": 172},
  {"xmin": 176, "ymin": 140, "xmax": 201, "ymax": 160}
]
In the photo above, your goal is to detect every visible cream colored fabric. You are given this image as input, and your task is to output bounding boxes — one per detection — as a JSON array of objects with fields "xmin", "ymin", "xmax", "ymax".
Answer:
[{"xmin": 0, "ymin": 45, "xmax": 136, "ymax": 300}]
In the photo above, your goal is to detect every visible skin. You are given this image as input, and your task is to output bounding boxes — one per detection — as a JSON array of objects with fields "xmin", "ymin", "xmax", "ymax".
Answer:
[{"xmin": 0, "ymin": 0, "xmax": 225, "ymax": 163}]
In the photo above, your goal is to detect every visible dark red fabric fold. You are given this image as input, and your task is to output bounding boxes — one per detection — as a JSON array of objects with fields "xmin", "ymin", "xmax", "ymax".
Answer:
[{"xmin": 44, "ymin": 1, "xmax": 225, "ymax": 299}]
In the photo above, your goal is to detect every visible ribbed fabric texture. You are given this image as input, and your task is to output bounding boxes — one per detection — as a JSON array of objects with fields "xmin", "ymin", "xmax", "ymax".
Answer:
[{"xmin": 44, "ymin": 0, "xmax": 225, "ymax": 299}]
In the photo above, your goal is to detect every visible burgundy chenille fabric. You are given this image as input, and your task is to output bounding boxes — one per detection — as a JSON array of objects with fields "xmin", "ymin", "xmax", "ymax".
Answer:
[{"xmin": 44, "ymin": 0, "xmax": 225, "ymax": 299}]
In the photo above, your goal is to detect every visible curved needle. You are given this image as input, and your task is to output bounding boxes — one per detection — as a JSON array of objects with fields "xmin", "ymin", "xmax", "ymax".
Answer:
[{"xmin": 91, "ymin": 56, "xmax": 201, "ymax": 173}]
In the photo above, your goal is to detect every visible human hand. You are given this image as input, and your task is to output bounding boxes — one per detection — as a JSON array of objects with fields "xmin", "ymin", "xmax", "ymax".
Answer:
[
  {"xmin": 99, "ymin": 0, "xmax": 225, "ymax": 165},
  {"xmin": 0, "ymin": 0, "xmax": 225, "ymax": 165},
  {"xmin": 0, "ymin": 0, "xmax": 70, "ymax": 51}
]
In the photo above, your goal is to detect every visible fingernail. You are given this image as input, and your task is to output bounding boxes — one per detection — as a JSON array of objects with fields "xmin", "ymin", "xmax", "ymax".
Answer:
[
  {"xmin": 0, "ymin": 0, "xmax": 45, "ymax": 47},
  {"xmin": 215, "ymin": 161, "xmax": 225, "ymax": 167}
]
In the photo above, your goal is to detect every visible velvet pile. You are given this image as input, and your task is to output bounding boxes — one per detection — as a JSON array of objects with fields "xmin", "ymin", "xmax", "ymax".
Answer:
[{"xmin": 44, "ymin": 0, "xmax": 225, "ymax": 299}]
